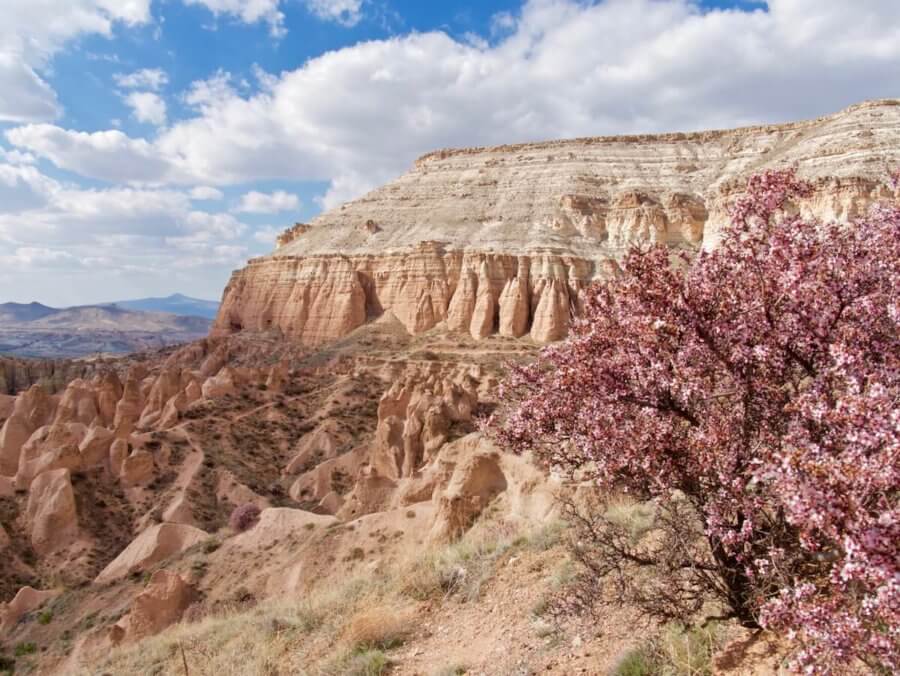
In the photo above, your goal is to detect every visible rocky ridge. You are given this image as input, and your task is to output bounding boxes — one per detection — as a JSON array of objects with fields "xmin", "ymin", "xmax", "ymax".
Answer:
[{"xmin": 214, "ymin": 99, "xmax": 900, "ymax": 346}]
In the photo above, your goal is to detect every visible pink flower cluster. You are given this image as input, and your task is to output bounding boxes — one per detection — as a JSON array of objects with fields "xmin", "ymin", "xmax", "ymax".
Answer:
[{"xmin": 492, "ymin": 169, "xmax": 899, "ymax": 673}]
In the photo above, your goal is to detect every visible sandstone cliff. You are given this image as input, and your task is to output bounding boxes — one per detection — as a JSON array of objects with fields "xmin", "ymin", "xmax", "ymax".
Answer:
[{"xmin": 214, "ymin": 99, "xmax": 900, "ymax": 346}]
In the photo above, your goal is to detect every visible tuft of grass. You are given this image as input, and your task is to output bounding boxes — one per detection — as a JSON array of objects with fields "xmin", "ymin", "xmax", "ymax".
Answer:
[
  {"xmin": 605, "ymin": 497, "xmax": 656, "ymax": 543},
  {"xmin": 37, "ymin": 609, "xmax": 53, "ymax": 625},
  {"xmin": 612, "ymin": 623, "xmax": 722, "ymax": 676},
  {"xmin": 611, "ymin": 645, "xmax": 656, "ymax": 676},
  {"xmin": 654, "ymin": 623, "xmax": 720, "ymax": 676},
  {"xmin": 14, "ymin": 642, "xmax": 37, "ymax": 657},
  {"xmin": 323, "ymin": 648, "xmax": 390, "ymax": 676},
  {"xmin": 344, "ymin": 604, "xmax": 416, "ymax": 650}
]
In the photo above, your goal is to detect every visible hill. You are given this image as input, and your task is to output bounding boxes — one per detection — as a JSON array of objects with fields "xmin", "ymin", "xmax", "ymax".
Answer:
[
  {"xmin": 0, "ymin": 304, "xmax": 211, "ymax": 358},
  {"xmin": 105, "ymin": 293, "xmax": 220, "ymax": 320}
]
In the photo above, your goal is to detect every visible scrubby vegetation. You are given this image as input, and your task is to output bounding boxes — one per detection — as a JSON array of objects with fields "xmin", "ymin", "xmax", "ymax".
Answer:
[
  {"xmin": 228, "ymin": 503, "xmax": 261, "ymax": 532},
  {"xmin": 493, "ymin": 169, "xmax": 900, "ymax": 673}
]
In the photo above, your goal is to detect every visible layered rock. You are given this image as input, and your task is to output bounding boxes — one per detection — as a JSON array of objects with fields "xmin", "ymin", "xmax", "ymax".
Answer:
[{"xmin": 214, "ymin": 100, "xmax": 900, "ymax": 347}]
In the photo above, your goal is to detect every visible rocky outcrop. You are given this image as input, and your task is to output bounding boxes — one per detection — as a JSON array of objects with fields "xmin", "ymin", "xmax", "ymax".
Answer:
[
  {"xmin": 110, "ymin": 570, "xmax": 194, "ymax": 644},
  {"xmin": 213, "ymin": 100, "xmax": 900, "ymax": 347},
  {"xmin": 26, "ymin": 469, "xmax": 79, "ymax": 556},
  {"xmin": 1, "ymin": 586, "xmax": 59, "ymax": 632},
  {"xmin": 0, "ymin": 384, "xmax": 56, "ymax": 476},
  {"xmin": 96, "ymin": 523, "xmax": 208, "ymax": 583},
  {"xmin": 0, "ymin": 356, "xmax": 101, "ymax": 396},
  {"xmin": 371, "ymin": 371, "xmax": 477, "ymax": 481}
]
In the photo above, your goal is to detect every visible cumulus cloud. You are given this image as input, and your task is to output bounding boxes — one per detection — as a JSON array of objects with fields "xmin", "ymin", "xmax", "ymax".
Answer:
[
  {"xmin": 183, "ymin": 0, "xmax": 287, "ymax": 37},
  {"xmin": 0, "ymin": 162, "xmax": 251, "ymax": 300},
  {"xmin": 5, "ymin": 125, "xmax": 179, "ymax": 183},
  {"xmin": 305, "ymin": 0, "xmax": 364, "ymax": 26},
  {"xmin": 0, "ymin": 55, "xmax": 61, "ymax": 122},
  {"xmin": 7, "ymin": 0, "xmax": 900, "ymax": 204},
  {"xmin": 234, "ymin": 190, "xmax": 300, "ymax": 213},
  {"xmin": 114, "ymin": 68, "xmax": 169, "ymax": 90},
  {"xmin": 0, "ymin": 0, "xmax": 152, "ymax": 122},
  {"xmin": 190, "ymin": 186, "xmax": 225, "ymax": 201},
  {"xmin": 252, "ymin": 225, "xmax": 283, "ymax": 245},
  {"xmin": 124, "ymin": 91, "xmax": 168, "ymax": 126}
]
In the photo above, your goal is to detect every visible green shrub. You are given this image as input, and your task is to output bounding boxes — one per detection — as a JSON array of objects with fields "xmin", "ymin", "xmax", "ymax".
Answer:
[
  {"xmin": 37, "ymin": 609, "xmax": 53, "ymax": 625},
  {"xmin": 14, "ymin": 643, "xmax": 36, "ymax": 657}
]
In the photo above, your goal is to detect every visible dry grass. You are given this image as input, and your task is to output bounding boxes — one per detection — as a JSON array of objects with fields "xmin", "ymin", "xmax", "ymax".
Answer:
[
  {"xmin": 343, "ymin": 604, "xmax": 417, "ymax": 650},
  {"xmin": 82, "ymin": 517, "xmax": 565, "ymax": 676}
]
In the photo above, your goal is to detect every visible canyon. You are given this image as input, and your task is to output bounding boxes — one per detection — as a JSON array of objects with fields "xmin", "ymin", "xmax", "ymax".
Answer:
[{"xmin": 0, "ymin": 100, "xmax": 898, "ymax": 674}]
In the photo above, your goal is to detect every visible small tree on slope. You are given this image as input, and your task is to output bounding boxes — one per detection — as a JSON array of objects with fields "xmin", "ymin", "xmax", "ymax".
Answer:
[{"xmin": 490, "ymin": 169, "xmax": 899, "ymax": 673}]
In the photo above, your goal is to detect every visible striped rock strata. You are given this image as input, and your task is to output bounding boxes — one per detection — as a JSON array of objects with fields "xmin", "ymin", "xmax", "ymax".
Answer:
[{"xmin": 214, "ymin": 99, "xmax": 900, "ymax": 346}]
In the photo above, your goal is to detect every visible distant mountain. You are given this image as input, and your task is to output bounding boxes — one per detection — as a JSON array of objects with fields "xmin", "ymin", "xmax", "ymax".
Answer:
[
  {"xmin": 106, "ymin": 293, "xmax": 220, "ymax": 319},
  {"xmin": 0, "ymin": 302, "xmax": 59, "ymax": 323},
  {"xmin": 0, "ymin": 302, "xmax": 211, "ymax": 359}
]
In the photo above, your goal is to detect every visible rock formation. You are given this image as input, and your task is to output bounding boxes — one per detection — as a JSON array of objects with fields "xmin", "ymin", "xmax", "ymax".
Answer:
[
  {"xmin": 214, "ymin": 100, "xmax": 900, "ymax": 346},
  {"xmin": 3, "ymin": 101, "xmax": 900, "ymax": 676}
]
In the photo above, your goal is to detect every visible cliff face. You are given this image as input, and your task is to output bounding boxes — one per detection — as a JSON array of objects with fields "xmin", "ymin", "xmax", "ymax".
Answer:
[{"xmin": 215, "ymin": 100, "xmax": 900, "ymax": 345}]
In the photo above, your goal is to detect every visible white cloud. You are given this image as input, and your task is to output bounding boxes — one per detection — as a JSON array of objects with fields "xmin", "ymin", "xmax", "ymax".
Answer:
[
  {"xmin": 0, "ymin": 0, "xmax": 152, "ymax": 122},
  {"xmin": 7, "ymin": 0, "xmax": 900, "ymax": 207},
  {"xmin": 5, "ymin": 125, "xmax": 178, "ymax": 183},
  {"xmin": 252, "ymin": 225, "xmax": 282, "ymax": 245},
  {"xmin": 190, "ymin": 186, "xmax": 225, "ymax": 200},
  {"xmin": 183, "ymin": 0, "xmax": 286, "ymax": 37},
  {"xmin": 0, "ymin": 162, "xmax": 252, "ymax": 301},
  {"xmin": 0, "ymin": 162, "xmax": 57, "ymax": 212},
  {"xmin": 234, "ymin": 190, "xmax": 300, "ymax": 214},
  {"xmin": 124, "ymin": 91, "xmax": 168, "ymax": 126},
  {"xmin": 183, "ymin": 70, "xmax": 237, "ymax": 110},
  {"xmin": 114, "ymin": 68, "xmax": 169, "ymax": 90},
  {"xmin": 0, "ymin": 54, "xmax": 61, "ymax": 122},
  {"xmin": 305, "ymin": 0, "xmax": 364, "ymax": 27}
]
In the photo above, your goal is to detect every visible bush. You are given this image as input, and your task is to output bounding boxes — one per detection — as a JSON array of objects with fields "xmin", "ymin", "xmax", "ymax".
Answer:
[
  {"xmin": 228, "ymin": 503, "xmax": 261, "ymax": 532},
  {"xmin": 343, "ymin": 605, "xmax": 415, "ymax": 650},
  {"xmin": 14, "ymin": 642, "xmax": 36, "ymax": 657},
  {"xmin": 492, "ymin": 169, "xmax": 900, "ymax": 673}
]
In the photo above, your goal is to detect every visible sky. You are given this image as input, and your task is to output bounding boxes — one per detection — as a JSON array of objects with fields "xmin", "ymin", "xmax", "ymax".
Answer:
[{"xmin": 0, "ymin": 0, "xmax": 898, "ymax": 306}]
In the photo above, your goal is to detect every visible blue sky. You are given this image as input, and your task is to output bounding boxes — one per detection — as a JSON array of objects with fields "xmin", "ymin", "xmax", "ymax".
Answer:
[{"xmin": 0, "ymin": 0, "xmax": 898, "ymax": 306}]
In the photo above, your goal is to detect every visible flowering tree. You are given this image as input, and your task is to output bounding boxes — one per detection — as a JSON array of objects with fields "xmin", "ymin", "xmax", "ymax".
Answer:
[{"xmin": 491, "ymin": 169, "xmax": 899, "ymax": 672}]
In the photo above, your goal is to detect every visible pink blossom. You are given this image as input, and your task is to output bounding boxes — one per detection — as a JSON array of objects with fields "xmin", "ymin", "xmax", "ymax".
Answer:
[{"xmin": 491, "ymin": 169, "xmax": 900, "ymax": 673}]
